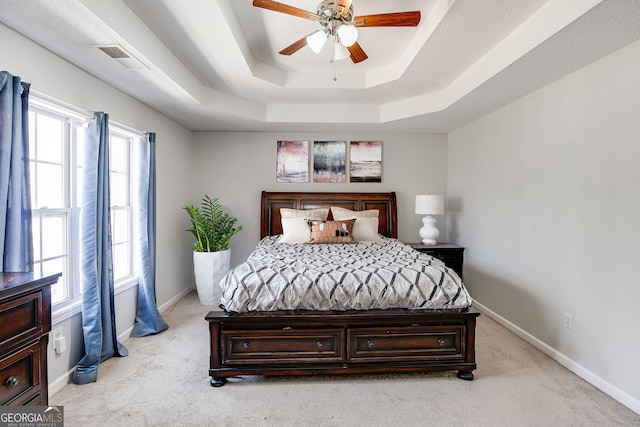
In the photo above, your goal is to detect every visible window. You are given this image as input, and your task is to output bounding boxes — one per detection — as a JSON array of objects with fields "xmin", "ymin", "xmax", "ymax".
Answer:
[
  {"xmin": 29, "ymin": 105, "xmax": 81, "ymax": 305},
  {"xmin": 29, "ymin": 98, "xmax": 138, "ymax": 310},
  {"xmin": 108, "ymin": 130, "xmax": 134, "ymax": 284}
]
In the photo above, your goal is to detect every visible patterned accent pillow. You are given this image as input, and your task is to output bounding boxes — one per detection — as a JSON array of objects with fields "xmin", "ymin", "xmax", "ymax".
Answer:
[{"xmin": 306, "ymin": 219, "xmax": 355, "ymax": 244}]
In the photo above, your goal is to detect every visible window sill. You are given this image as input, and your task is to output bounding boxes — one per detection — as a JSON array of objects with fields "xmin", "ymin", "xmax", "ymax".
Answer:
[
  {"xmin": 52, "ymin": 277, "xmax": 139, "ymax": 325},
  {"xmin": 52, "ymin": 298, "xmax": 82, "ymax": 325}
]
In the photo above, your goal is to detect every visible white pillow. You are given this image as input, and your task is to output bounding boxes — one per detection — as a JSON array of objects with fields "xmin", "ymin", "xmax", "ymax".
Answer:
[
  {"xmin": 350, "ymin": 217, "xmax": 383, "ymax": 242},
  {"xmin": 331, "ymin": 206, "xmax": 378, "ymax": 220},
  {"xmin": 278, "ymin": 217, "xmax": 311, "ymax": 243},
  {"xmin": 330, "ymin": 207, "xmax": 382, "ymax": 241},
  {"xmin": 281, "ymin": 208, "xmax": 329, "ymax": 220}
]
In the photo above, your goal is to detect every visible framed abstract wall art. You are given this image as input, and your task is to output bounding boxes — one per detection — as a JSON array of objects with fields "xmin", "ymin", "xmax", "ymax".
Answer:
[
  {"xmin": 276, "ymin": 140, "xmax": 309, "ymax": 183},
  {"xmin": 350, "ymin": 141, "xmax": 382, "ymax": 182},
  {"xmin": 313, "ymin": 141, "xmax": 346, "ymax": 183}
]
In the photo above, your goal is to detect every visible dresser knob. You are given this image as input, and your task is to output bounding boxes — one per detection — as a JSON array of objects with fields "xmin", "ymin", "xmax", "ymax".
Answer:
[
  {"xmin": 317, "ymin": 340, "xmax": 324, "ymax": 349},
  {"xmin": 243, "ymin": 342, "xmax": 250, "ymax": 350},
  {"xmin": 6, "ymin": 376, "xmax": 20, "ymax": 388},
  {"xmin": 438, "ymin": 338, "xmax": 446, "ymax": 347},
  {"xmin": 367, "ymin": 340, "xmax": 374, "ymax": 349}
]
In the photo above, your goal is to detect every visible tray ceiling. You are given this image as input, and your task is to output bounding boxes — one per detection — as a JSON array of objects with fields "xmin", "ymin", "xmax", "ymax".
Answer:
[{"xmin": 1, "ymin": 0, "xmax": 639, "ymax": 132}]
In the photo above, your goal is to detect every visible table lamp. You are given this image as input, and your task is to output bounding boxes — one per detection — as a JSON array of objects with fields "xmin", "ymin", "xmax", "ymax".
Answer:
[{"xmin": 415, "ymin": 195, "xmax": 444, "ymax": 245}]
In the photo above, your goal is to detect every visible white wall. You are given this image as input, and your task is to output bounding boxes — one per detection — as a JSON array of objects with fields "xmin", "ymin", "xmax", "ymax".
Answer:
[
  {"xmin": 448, "ymin": 38, "xmax": 640, "ymax": 412},
  {"xmin": 1, "ymin": 23, "xmax": 195, "ymax": 390},
  {"xmin": 190, "ymin": 132, "xmax": 449, "ymax": 266}
]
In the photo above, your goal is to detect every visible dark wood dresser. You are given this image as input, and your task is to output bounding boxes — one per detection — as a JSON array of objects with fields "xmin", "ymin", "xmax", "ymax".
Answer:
[
  {"xmin": 409, "ymin": 243, "xmax": 465, "ymax": 279},
  {"xmin": 1, "ymin": 272, "xmax": 60, "ymax": 406}
]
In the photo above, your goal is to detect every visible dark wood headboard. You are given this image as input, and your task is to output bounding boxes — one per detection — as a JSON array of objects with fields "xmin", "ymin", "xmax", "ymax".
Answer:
[{"xmin": 260, "ymin": 191, "xmax": 398, "ymax": 239}]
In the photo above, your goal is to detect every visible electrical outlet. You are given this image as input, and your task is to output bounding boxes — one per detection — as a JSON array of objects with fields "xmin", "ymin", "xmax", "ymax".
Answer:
[
  {"xmin": 51, "ymin": 328, "xmax": 67, "ymax": 354},
  {"xmin": 564, "ymin": 312, "xmax": 573, "ymax": 329}
]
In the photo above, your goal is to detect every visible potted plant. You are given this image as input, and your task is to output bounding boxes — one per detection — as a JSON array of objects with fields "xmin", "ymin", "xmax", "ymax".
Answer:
[{"xmin": 184, "ymin": 195, "xmax": 242, "ymax": 305}]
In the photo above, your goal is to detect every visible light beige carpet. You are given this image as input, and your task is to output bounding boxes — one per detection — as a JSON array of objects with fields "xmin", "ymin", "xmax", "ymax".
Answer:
[{"xmin": 51, "ymin": 291, "xmax": 639, "ymax": 426}]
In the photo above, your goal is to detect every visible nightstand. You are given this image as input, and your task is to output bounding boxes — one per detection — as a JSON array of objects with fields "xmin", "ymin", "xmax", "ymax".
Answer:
[{"xmin": 409, "ymin": 243, "xmax": 465, "ymax": 279}]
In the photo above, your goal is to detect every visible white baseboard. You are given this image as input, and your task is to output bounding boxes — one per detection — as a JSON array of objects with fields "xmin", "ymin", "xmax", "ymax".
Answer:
[
  {"xmin": 118, "ymin": 286, "xmax": 195, "ymax": 343},
  {"xmin": 49, "ymin": 286, "xmax": 195, "ymax": 397},
  {"xmin": 158, "ymin": 286, "xmax": 194, "ymax": 313},
  {"xmin": 473, "ymin": 300, "xmax": 640, "ymax": 415},
  {"xmin": 48, "ymin": 366, "xmax": 75, "ymax": 397}
]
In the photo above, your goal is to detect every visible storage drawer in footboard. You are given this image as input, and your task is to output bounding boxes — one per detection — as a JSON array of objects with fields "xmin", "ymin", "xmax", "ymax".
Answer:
[
  {"xmin": 221, "ymin": 329, "xmax": 344, "ymax": 365},
  {"xmin": 348, "ymin": 326, "xmax": 464, "ymax": 362}
]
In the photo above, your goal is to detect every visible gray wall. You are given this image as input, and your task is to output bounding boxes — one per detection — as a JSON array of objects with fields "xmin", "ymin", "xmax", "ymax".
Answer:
[
  {"xmin": 1, "ymin": 23, "xmax": 195, "ymax": 391},
  {"xmin": 448, "ymin": 38, "xmax": 640, "ymax": 411},
  {"xmin": 2, "ymin": 20, "xmax": 451, "ymax": 394},
  {"xmin": 190, "ymin": 132, "xmax": 449, "ymax": 266},
  {"xmin": 5, "ymin": 15, "xmax": 640, "ymax": 415}
]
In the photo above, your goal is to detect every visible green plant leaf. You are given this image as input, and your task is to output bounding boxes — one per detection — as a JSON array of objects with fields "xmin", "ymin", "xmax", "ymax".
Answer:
[{"xmin": 183, "ymin": 195, "xmax": 242, "ymax": 252}]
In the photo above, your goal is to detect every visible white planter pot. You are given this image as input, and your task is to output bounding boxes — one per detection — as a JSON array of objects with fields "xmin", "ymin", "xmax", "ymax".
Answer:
[{"xmin": 193, "ymin": 250, "xmax": 231, "ymax": 305}]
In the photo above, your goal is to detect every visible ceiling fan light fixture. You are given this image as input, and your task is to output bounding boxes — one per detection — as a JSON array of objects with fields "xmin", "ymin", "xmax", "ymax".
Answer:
[
  {"xmin": 332, "ymin": 41, "xmax": 350, "ymax": 61},
  {"xmin": 306, "ymin": 30, "xmax": 328, "ymax": 53},
  {"xmin": 254, "ymin": 0, "xmax": 421, "ymax": 64},
  {"xmin": 337, "ymin": 24, "xmax": 358, "ymax": 47}
]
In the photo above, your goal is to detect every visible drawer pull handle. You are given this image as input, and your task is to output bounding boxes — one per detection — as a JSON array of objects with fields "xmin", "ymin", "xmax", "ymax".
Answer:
[
  {"xmin": 243, "ymin": 342, "xmax": 250, "ymax": 350},
  {"xmin": 6, "ymin": 376, "xmax": 20, "ymax": 388},
  {"xmin": 283, "ymin": 326, "xmax": 292, "ymax": 330},
  {"xmin": 438, "ymin": 338, "xmax": 446, "ymax": 347},
  {"xmin": 367, "ymin": 340, "xmax": 374, "ymax": 349},
  {"xmin": 317, "ymin": 340, "xmax": 324, "ymax": 349}
]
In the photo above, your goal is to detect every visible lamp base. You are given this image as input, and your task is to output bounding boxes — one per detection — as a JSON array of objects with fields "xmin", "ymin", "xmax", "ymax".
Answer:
[{"xmin": 419, "ymin": 215, "xmax": 439, "ymax": 245}]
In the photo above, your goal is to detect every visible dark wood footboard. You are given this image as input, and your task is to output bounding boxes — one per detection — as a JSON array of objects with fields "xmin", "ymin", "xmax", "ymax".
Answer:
[{"xmin": 206, "ymin": 307, "xmax": 480, "ymax": 386}]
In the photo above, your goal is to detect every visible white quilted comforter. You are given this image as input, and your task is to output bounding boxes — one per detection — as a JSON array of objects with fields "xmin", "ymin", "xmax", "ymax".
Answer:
[{"xmin": 219, "ymin": 236, "xmax": 472, "ymax": 313}]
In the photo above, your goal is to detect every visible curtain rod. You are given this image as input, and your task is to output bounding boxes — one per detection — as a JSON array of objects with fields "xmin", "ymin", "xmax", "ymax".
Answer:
[{"xmin": 31, "ymin": 89, "xmax": 147, "ymax": 137}]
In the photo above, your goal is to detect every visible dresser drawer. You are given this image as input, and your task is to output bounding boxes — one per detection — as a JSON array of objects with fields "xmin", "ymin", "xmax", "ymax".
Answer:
[
  {"xmin": 0, "ymin": 291, "xmax": 45, "ymax": 353},
  {"xmin": 222, "ymin": 329, "xmax": 344, "ymax": 364},
  {"xmin": 0, "ymin": 341, "xmax": 42, "ymax": 406},
  {"xmin": 348, "ymin": 326, "xmax": 464, "ymax": 362}
]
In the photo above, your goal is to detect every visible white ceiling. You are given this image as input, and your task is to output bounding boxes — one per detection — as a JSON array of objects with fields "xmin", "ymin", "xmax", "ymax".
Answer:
[{"xmin": 1, "ymin": 0, "xmax": 640, "ymax": 132}]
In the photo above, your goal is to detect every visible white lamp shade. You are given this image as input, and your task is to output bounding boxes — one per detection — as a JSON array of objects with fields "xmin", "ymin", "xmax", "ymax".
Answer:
[
  {"xmin": 333, "ymin": 41, "xmax": 350, "ymax": 61},
  {"xmin": 337, "ymin": 24, "xmax": 358, "ymax": 47},
  {"xmin": 307, "ymin": 30, "xmax": 328, "ymax": 53},
  {"xmin": 415, "ymin": 195, "xmax": 444, "ymax": 215}
]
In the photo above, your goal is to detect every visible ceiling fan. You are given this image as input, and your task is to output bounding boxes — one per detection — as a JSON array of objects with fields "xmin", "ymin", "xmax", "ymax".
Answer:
[{"xmin": 253, "ymin": 0, "xmax": 421, "ymax": 63}]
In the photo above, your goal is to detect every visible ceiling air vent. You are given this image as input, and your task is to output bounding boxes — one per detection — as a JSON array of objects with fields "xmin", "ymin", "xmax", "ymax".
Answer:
[{"xmin": 97, "ymin": 45, "xmax": 148, "ymax": 71}]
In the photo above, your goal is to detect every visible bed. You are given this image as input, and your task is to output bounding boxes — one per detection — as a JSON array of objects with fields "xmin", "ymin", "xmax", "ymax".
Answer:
[{"xmin": 206, "ymin": 191, "xmax": 479, "ymax": 387}]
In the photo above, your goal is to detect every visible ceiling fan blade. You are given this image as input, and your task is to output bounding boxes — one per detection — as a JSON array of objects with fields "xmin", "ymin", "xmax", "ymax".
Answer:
[
  {"xmin": 333, "ymin": 0, "xmax": 353, "ymax": 16},
  {"xmin": 253, "ymin": 0, "xmax": 320, "ymax": 21},
  {"xmin": 278, "ymin": 33, "xmax": 314, "ymax": 55},
  {"xmin": 354, "ymin": 11, "xmax": 421, "ymax": 27},
  {"xmin": 347, "ymin": 42, "xmax": 368, "ymax": 63}
]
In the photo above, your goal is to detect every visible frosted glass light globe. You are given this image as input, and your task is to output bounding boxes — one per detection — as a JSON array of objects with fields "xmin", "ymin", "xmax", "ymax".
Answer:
[{"xmin": 337, "ymin": 24, "xmax": 358, "ymax": 47}]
